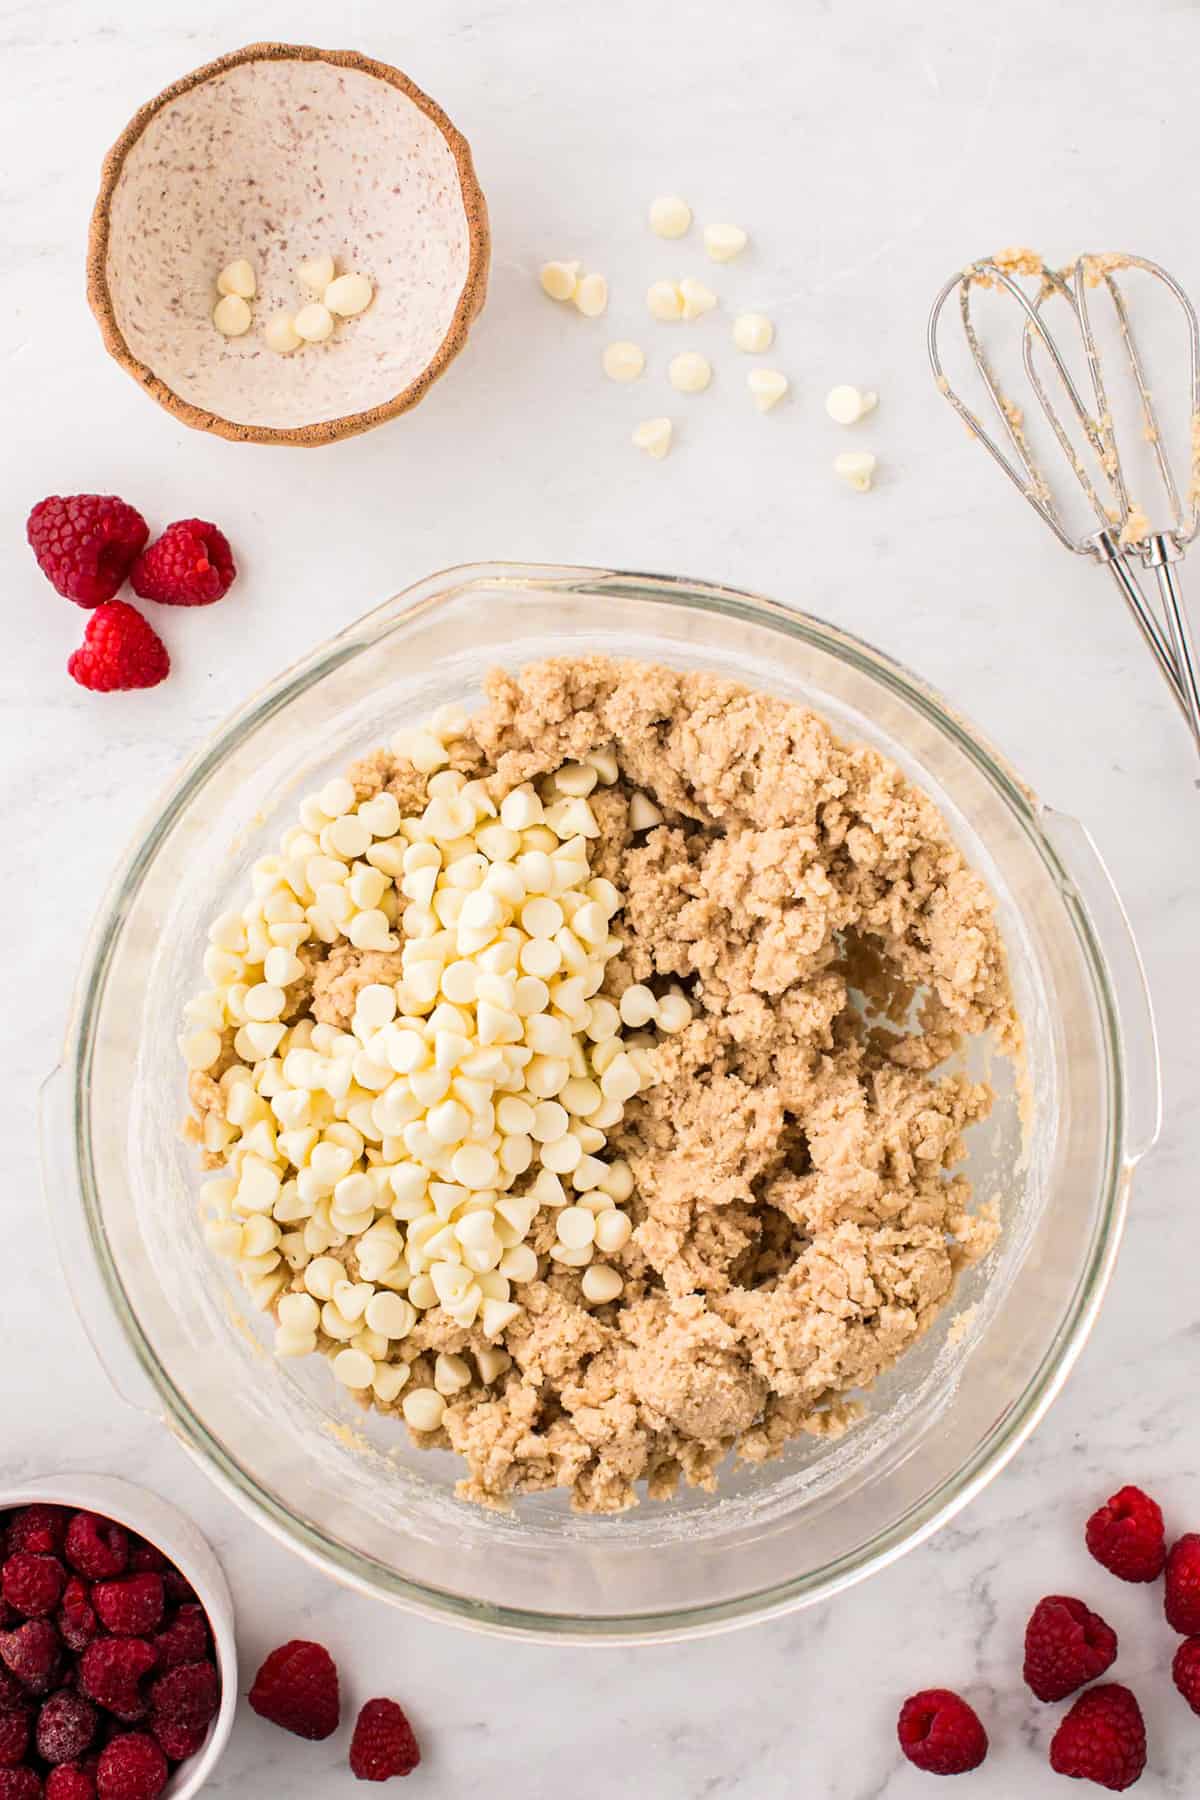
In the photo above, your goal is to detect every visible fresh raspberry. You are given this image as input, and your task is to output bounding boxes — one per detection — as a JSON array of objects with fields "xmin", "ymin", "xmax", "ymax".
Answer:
[
  {"xmin": 124, "ymin": 1548, "xmax": 165, "ymax": 1579},
  {"xmin": 95, "ymin": 1734, "xmax": 166, "ymax": 1800},
  {"xmin": 65, "ymin": 1518, "xmax": 128, "ymax": 1584},
  {"xmin": 1024, "ymin": 1595, "xmax": 1118, "ymax": 1702},
  {"xmin": 2, "ymin": 1555, "xmax": 67, "ymax": 1621},
  {"xmin": 130, "ymin": 520, "xmax": 235, "ymax": 608},
  {"xmin": 36, "ymin": 1692, "xmax": 97, "ymax": 1765},
  {"xmin": 46, "ymin": 1770, "xmax": 96, "ymax": 1800},
  {"xmin": 0, "ymin": 1708, "xmax": 29, "ymax": 1766},
  {"xmin": 78, "ymin": 1641, "xmax": 155, "ymax": 1724},
  {"xmin": 5, "ymin": 1511, "xmax": 68, "ymax": 1559},
  {"xmin": 248, "ymin": 1640, "xmax": 339, "ymax": 1741},
  {"xmin": 57, "ymin": 1583, "xmax": 98, "ymax": 1655},
  {"xmin": 92, "ymin": 1580, "xmax": 162, "ymax": 1642},
  {"xmin": 150, "ymin": 1607, "xmax": 207, "ymax": 1673},
  {"xmin": 149, "ymin": 1714, "xmax": 207, "ymax": 1762},
  {"xmin": 1172, "ymin": 1636, "xmax": 1200, "ymax": 1715},
  {"xmin": 147, "ymin": 1662, "xmax": 217, "ymax": 1731},
  {"xmin": 0, "ymin": 1622, "xmax": 61, "ymax": 1695},
  {"xmin": 1165, "ymin": 1533, "xmax": 1200, "ymax": 1635},
  {"xmin": 349, "ymin": 1697, "xmax": 421, "ymax": 1782},
  {"xmin": 26, "ymin": 495, "xmax": 148, "ymax": 608},
  {"xmin": 66, "ymin": 602, "xmax": 169, "ymax": 695},
  {"xmin": 1086, "ymin": 1486, "xmax": 1167, "ymax": 1584},
  {"xmin": 0, "ymin": 1770, "xmax": 43, "ymax": 1798},
  {"xmin": 1049, "ymin": 1684, "xmax": 1146, "ymax": 1791},
  {"xmin": 896, "ymin": 1688, "xmax": 988, "ymax": 1776}
]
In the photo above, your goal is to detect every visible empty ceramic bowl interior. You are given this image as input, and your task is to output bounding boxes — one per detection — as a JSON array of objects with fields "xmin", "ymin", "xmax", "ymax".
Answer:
[
  {"xmin": 90, "ymin": 45, "xmax": 488, "ymax": 440},
  {"xmin": 0, "ymin": 1473, "xmax": 236, "ymax": 1798},
  {"xmin": 60, "ymin": 565, "xmax": 1151, "ymax": 1642}
]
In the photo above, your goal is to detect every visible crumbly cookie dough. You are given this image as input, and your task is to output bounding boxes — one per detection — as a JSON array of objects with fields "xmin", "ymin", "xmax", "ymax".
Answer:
[{"xmin": 188, "ymin": 657, "xmax": 1017, "ymax": 1513}]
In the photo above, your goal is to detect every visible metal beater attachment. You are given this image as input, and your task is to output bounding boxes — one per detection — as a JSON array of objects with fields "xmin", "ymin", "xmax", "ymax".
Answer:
[{"xmin": 928, "ymin": 250, "xmax": 1200, "ymax": 764}]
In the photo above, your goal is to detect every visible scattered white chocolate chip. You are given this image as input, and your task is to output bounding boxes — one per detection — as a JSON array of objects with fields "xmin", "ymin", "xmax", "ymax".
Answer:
[
  {"xmin": 747, "ymin": 369, "xmax": 789, "ymax": 412},
  {"xmin": 678, "ymin": 277, "xmax": 717, "ymax": 321},
  {"xmin": 834, "ymin": 450, "xmax": 878, "ymax": 491},
  {"xmin": 294, "ymin": 303, "xmax": 335, "ymax": 343},
  {"xmin": 646, "ymin": 280, "xmax": 684, "ymax": 322},
  {"xmin": 217, "ymin": 258, "xmax": 256, "ymax": 300},
  {"xmin": 324, "ymin": 272, "xmax": 374, "ymax": 317},
  {"xmin": 668, "ymin": 351, "xmax": 712, "ymax": 394},
  {"xmin": 648, "ymin": 195, "xmax": 692, "ymax": 239},
  {"xmin": 826, "ymin": 384, "xmax": 878, "ymax": 425},
  {"xmin": 540, "ymin": 260, "xmax": 581, "ymax": 302},
  {"xmin": 602, "ymin": 341, "xmax": 646, "ymax": 383},
  {"xmin": 703, "ymin": 222, "xmax": 748, "ymax": 263},
  {"xmin": 581, "ymin": 1263, "xmax": 624, "ymax": 1304},
  {"xmin": 212, "ymin": 295, "xmax": 252, "ymax": 337},
  {"xmin": 264, "ymin": 312, "xmax": 302, "ymax": 354},
  {"xmin": 632, "ymin": 417, "xmax": 673, "ymax": 459},
  {"xmin": 732, "ymin": 312, "xmax": 774, "ymax": 354},
  {"xmin": 573, "ymin": 273, "xmax": 609, "ymax": 318},
  {"xmin": 299, "ymin": 254, "xmax": 336, "ymax": 293}
]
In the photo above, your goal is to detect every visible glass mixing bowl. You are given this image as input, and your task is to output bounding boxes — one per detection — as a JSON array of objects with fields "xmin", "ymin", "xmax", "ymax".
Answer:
[{"xmin": 43, "ymin": 563, "xmax": 1160, "ymax": 1643}]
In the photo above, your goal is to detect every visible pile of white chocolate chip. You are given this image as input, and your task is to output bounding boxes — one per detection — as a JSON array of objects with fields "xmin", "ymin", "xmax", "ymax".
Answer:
[{"xmin": 211, "ymin": 252, "xmax": 374, "ymax": 352}]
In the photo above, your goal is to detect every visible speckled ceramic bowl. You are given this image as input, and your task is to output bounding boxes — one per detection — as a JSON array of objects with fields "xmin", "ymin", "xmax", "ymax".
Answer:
[{"xmin": 87, "ymin": 43, "xmax": 490, "ymax": 446}]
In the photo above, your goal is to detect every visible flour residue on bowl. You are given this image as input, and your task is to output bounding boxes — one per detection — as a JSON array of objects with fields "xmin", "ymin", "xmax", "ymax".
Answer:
[{"xmin": 104, "ymin": 57, "xmax": 472, "ymax": 429}]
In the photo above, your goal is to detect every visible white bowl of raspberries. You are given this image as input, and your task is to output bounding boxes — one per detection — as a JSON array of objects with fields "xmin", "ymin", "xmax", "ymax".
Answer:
[{"xmin": 0, "ymin": 1474, "xmax": 235, "ymax": 1800}]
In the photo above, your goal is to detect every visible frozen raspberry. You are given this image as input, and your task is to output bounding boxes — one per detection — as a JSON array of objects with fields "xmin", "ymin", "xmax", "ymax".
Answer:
[
  {"xmin": 5, "ymin": 1511, "xmax": 68, "ymax": 1559},
  {"xmin": 1172, "ymin": 1636, "xmax": 1200, "ymax": 1715},
  {"xmin": 130, "ymin": 520, "xmax": 235, "ymax": 608},
  {"xmin": 1165, "ymin": 1533, "xmax": 1200, "ymax": 1635},
  {"xmin": 67, "ymin": 602, "xmax": 169, "ymax": 694},
  {"xmin": 1049, "ymin": 1683, "xmax": 1146, "ymax": 1791},
  {"xmin": 78, "ymin": 1641, "xmax": 155, "ymax": 1724},
  {"xmin": 65, "ymin": 1518, "xmax": 127, "ymax": 1584},
  {"xmin": 1024, "ymin": 1594, "xmax": 1118, "ymax": 1702},
  {"xmin": 46, "ymin": 1770, "xmax": 96, "ymax": 1800},
  {"xmin": 147, "ymin": 1662, "xmax": 217, "ymax": 1732},
  {"xmin": 36, "ymin": 1692, "xmax": 97, "ymax": 1765},
  {"xmin": 1086, "ymin": 1486, "xmax": 1167, "ymax": 1584},
  {"xmin": 149, "ymin": 1714, "xmax": 206, "ymax": 1763},
  {"xmin": 0, "ymin": 1769, "xmax": 43, "ymax": 1798},
  {"xmin": 157, "ymin": 1574, "xmax": 194, "ymax": 1610},
  {"xmin": 0, "ymin": 1708, "xmax": 29, "ymax": 1767},
  {"xmin": 92, "ymin": 1580, "xmax": 162, "ymax": 1642},
  {"xmin": 248, "ymin": 1640, "xmax": 339, "ymax": 1741},
  {"xmin": 349, "ymin": 1697, "xmax": 421, "ymax": 1782},
  {"xmin": 150, "ymin": 1607, "xmax": 207, "ymax": 1674},
  {"xmin": 896, "ymin": 1688, "xmax": 988, "ymax": 1776},
  {"xmin": 124, "ymin": 1548, "xmax": 165, "ymax": 1579},
  {"xmin": 27, "ymin": 495, "xmax": 148, "ymax": 608},
  {"xmin": 0, "ymin": 1668, "xmax": 28, "ymax": 1713},
  {"xmin": 2, "ymin": 1555, "xmax": 67, "ymax": 1621},
  {"xmin": 95, "ymin": 1734, "xmax": 166, "ymax": 1800},
  {"xmin": 57, "ymin": 1583, "xmax": 98, "ymax": 1655},
  {"xmin": 0, "ymin": 1622, "xmax": 61, "ymax": 1695}
]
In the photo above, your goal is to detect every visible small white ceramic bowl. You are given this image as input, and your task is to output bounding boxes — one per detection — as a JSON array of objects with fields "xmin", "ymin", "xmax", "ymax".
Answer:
[{"xmin": 0, "ymin": 1474, "xmax": 235, "ymax": 1797}]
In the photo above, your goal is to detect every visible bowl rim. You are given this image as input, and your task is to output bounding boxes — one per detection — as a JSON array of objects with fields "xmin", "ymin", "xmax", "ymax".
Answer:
[
  {"xmin": 85, "ymin": 41, "xmax": 491, "ymax": 447},
  {"xmin": 61, "ymin": 561, "xmax": 1134, "ymax": 1642}
]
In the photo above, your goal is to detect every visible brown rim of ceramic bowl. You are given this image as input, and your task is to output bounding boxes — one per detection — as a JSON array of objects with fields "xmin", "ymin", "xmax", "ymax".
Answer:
[{"xmin": 85, "ymin": 42, "xmax": 491, "ymax": 447}]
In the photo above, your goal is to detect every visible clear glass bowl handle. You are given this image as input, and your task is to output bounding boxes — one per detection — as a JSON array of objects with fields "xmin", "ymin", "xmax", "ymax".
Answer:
[
  {"xmin": 1040, "ymin": 807, "xmax": 1162, "ymax": 1167},
  {"xmin": 38, "ymin": 1065, "xmax": 160, "ymax": 1417}
]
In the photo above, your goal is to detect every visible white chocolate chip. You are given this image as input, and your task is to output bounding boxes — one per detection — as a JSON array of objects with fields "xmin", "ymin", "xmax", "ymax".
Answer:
[
  {"xmin": 834, "ymin": 450, "xmax": 878, "ymax": 492},
  {"xmin": 678, "ymin": 278, "xmax": 717, "ymax": 321},
  {"xmin": 212, "ymin": 295, "xmax": 252, "ymax": 337},
  {"xmin": 703, "ymin": 222, "xmax": 748, "ymax": 262},
  {"xmin": 217, "ymin": 258, "xmax": 256, "ymax": 299},
  {"xmin": 732, "ymin": 312, "xmax": 774, "ymax": 354},
  {"xmin": 573, "ymin": 273, "xmax": 609, "ymax": 318},
  {"xmin": 628, "ymin": 792, "xmax": 664, "ymax": 830},
  {"xmin": 826, "ymin": 385, "xmax": 878, "ymax": 425},
  {"xmin": 668, "ymin": 351, "xmax": 712, "ymax": 394},
  {"xmin": 540, "ymin": 260, "xmax": 581, "ymax": 301},
  {"xmin": 294, "ymin": 303, "xmax": 335, "ymax": 343},
  {"xmin": 581, "ymin": 1263, "xmax": 624, "ymax": 1304},
  {"xmin": 648, "ymin": 195, "xmax": 692, "ymax": 238},
  {"xmin": 646, "ymin": 280, "xmax": 684, "ymax": 322},
  {"xmin": 602, "ymin": 341, "xmax": 646, "ymax": 383},
  {"xmin": 324, "ymin": 272, "xmax": 374, "ymax": 317},
  {"xmin": 402, "ymin": 1387, "xmax": 446, "ymax": 1432},
  {"xmin": 632, "ymin": 417, "xmax": 673, "ymax": 460},
  {"xmin": 299, "ymin": 254, "xmax": 336, "ymax": 293},
  {"xmin": 747, "ymin": 369, "xmax": 789, "ymax": 413}
]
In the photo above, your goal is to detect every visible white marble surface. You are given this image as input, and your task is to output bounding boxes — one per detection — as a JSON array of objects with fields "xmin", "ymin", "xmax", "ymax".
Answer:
[{"xmin": 2, "ymin": 0, "xmax": 1199, "ymax": 1792}]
